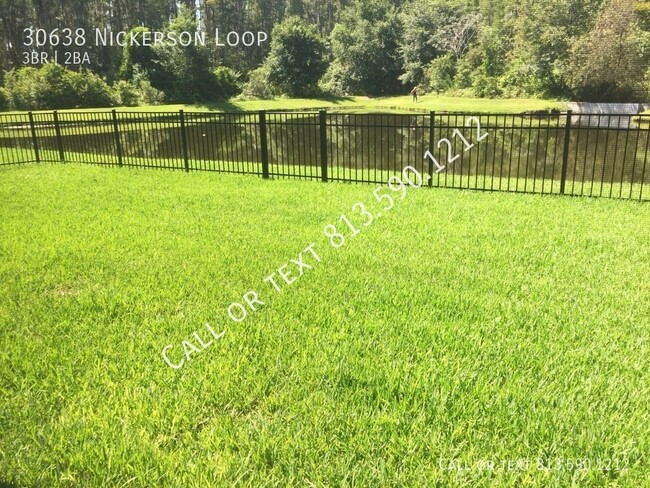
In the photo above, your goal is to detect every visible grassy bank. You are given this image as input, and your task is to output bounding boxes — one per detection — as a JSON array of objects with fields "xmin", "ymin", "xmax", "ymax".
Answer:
[
  {"xmin": 2, "ymin": 94, "xmax": 567, "ymax": 116},
  {"xmin": 1, "ymin": 164, "xmax": 648, "ymax": 486}
]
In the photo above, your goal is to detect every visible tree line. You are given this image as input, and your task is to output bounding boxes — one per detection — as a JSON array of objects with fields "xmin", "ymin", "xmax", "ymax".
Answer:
[{"xmin": 0, "ymin": 0, "xmax": 648, "ymax": 110}]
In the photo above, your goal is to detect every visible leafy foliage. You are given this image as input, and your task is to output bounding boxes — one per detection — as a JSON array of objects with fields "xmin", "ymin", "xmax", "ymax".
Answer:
[
  {"xmin": 154, "ymin": 6, "xmax": 217, "ymax": 102},
  {"xmin": 241, "ymin": 65, "xmax": 282, "ymax": 99},
  {"xmin": 425, "ymin": 54, "xmax": 457, "ymax": 93},
  {"xmin": 324, "ymin": 0, "xmax": 403, "ymax": 96},
  {"xmin": 568, "ymin": 0, "xmax": 649, "ymax": 101},
  {"xmin": 113, "ymin": 81, "xmax": 140, "ymax": 107},
  {"xmin": 0, "ymin": 0, "xmax": 648, "ymax": 105},
  {"xmin": 69, "ymin": 69, "xmax": 116, "ymax": 108},
  {"xmin": 118, "ymin": 27, "xmax": 163, "ymax": 83},
  {"xmin": 3, "ymin": 64, "xmax": 114, "ymax": 110},
  {"xmin": 265, "ymin": 17, "xmax": 327, "ymax": 97},
  {"xmin": 212, "ymin": 66, "xmax": 243, "ymax": 100}
]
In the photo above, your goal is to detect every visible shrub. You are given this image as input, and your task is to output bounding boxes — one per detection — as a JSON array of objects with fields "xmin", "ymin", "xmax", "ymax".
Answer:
[
  {"xmin": 425, "ymin": 54, "xmax": 456, "ymax": 93},
  {"xmin": 69, "ymin": 70, "xmax": 116, "ymax": 108},
  {"xmin": 453, "ymin": 48, "xmax": 481, "ymax": 90},
  {"xmin": 472, "ymin": 73, "xmax": 502, "ymax": 98},
  {"xmin": 33, "ymin": 63, "xmax": 80, "ymax": 109},
  {"xmin": 212, "ymin": 66, "xmax": 242, "ymax": 100},
  {"xmin": 498, "ymin": 61, "xmax": 545, "ymax": 98},
  {"xmin": 318, "ymin": 62, "xmax": 348, "ymax": 96},
  {"xmin": 4, "ymin": 67, "xmax": 48, "ymax": 110},
  {"xmin": 113, "ymin": 81, "xmax": 140, "ymax": 107},
  {"xmin": 265, "ymin": 16, "xmax": 327, "ymax": 97},
  {"xmin": 138, "ymin": 79, "xmax": 166, "ymax": 105},
  {"xmin": 241, "ymin": 66, "xmax": 281, "ymax": 99},
  {"xmin": 132, "ymin": 68, "xmax": 166, "ymax": 105},
  {"xmin": 4, "ymin": 65, "xmax": 116, "ymax": 110}
]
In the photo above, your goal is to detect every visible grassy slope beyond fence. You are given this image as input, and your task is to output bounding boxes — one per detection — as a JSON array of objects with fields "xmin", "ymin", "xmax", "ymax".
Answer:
[
  {"xmin": 2, "ymin": 94, "xmax": 568, "ymax": 115},
  {"xmin": 0, "ymin": 164, "xmax": 649, "ymax": 487}
]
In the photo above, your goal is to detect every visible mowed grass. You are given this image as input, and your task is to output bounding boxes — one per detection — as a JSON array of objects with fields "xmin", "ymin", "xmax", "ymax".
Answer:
[
  {"xmin": 1, "ymin": 164, "xmax": 649, "ymax": 487},
  {"xmin": 2, "ymin": 94, "xmax": 567, "ymax": 116}
]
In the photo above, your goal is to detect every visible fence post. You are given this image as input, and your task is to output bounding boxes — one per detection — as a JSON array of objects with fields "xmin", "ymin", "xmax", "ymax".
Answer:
[
  {"xmin": 179, "ymin": 110, "xmax": 190, "ymax": 172},
  {"xmin": 28, "ymin": 111, "xmax": 40, "ymax": 163},
  {"xmin": 428, "ymin": 111, "xmax": 435, "ymax": 187},
  {"xmin": 111, "ymin": 109, "xmax": 123, "ymax": 167},
  {"xmin": 560, "ymin": 110, "xmax": 572, "ymax": 195},
  {"xmin": 53, "ymin": 111, "xmax": 65, "ymax": 162},
  {"xmin": 259, "ymin": 110, "xmax": 269, "ymax": 179},
  {"xmin": 319, "ymin": 109, "xmax": 328, "ymax": 183}
]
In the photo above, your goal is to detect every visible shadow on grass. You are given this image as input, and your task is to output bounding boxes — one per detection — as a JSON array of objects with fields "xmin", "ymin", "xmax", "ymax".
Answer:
[
  {"xmin": 0, "ymin": 481, "xmax": 19, "ymax": 488},
  {"xmin": 193, "ymin": 99, "xmax": 244, "ymax": 112},
  {"xmin": 308, "ymin": 95, "xmax": 356, "ymax": 105},
  {"xmin": 194, "ymin": 96, "xmax": 357, "ymax": 113}
]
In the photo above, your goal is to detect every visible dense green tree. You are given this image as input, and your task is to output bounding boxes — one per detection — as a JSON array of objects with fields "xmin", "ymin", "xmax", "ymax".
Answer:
[
  {"xmin": 323, "ymin": 0, "xmax": 402, "ymax": 96},
  {"xmin": 118, "ymin": 27, "xmax": 162, "ymax": 81},
  {"xmin": 204, "ymin": 0, "xmax": 263, "ymax": 72},
  {"xmin": 399, "ymin": 0, "xmax": 480, "ymax": 87},
  {"xmin": 285, "ymin": 0, "xmax": 305, "ymax": 17},
  {"xmin": 3, "ymin": 63, "xmax": 114, "ymax": 109},
  {"xmin": 154, "ymin": 5, "xmax": 220, "ymax": 102},
  {"xmin": 265, "ymin": 16, "xmax": 327, "ymax": 96},
  {"xmin": 496, "ymin": 0, "xmax": 606, "ymax": 97},
  {"xmin": 0, "ymin": 0, "xmax": 182, "ymax": 79},
  {"xmin": 425, "ymin": 53, "xmax": 457, "ymax": 93},
  {"xmin": 0, "ymin": 0, "xmax": 36, "ymax": 74},
  {"xmin": 1, "ymin": 0, "xmax": 647, "ymax": 104},
  {"xmin": 212, "ymin": 66, "xmax": 242, "ymax": 99},
  {"xmin": 0, "ymin": 87, "xmax": 9, "ymax": 110},
  {"xmin": 470, "ymin": 30, "xmax": 505, "ymax": 97},
  {"xmin": 568, "ymin": 0, "xmax": 648, "ymax": 101},
  {"xmin": 398, "ymin": 0, "xmax": 448, "ymax": 87},
  {"xmin": 302, "ymin": 0, "xmax": 352, "ymax": 35}
]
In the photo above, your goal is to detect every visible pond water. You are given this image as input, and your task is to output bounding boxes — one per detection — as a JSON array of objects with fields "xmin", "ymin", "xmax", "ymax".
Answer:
[{"xmin": 8, "ymin": 112, "xmax": 650, "ymax": 188}]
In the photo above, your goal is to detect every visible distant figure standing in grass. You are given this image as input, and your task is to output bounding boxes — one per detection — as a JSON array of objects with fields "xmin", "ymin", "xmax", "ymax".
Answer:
[{"xmin": 410, "ymin": 86, "xmax": 418, "ymax": 103}]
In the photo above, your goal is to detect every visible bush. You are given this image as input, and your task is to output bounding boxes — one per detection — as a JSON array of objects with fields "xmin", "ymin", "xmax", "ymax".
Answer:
[
  {"xmin": 4, "ymin": 65, "xmax": 117, "ymax": 110},
  {"xmin": 4, "ymin": 68, "xmax": 36, "ymax": 110},
  {"xmin": 4, "ymin": 65, "xmax": 74, "ymax": 110},
  {"xmin": 212, "ymin": 66, "xmax": 242, "ymax": 100},
  {"xmin": 498, "ymin": 61, "xmax": 544, "ymax": 98},
  {"xmin": 69, "ymin": 70, "xmax": 116, "ymax": 108},
  {"xmin": 138, "ymin": 79, "xmax": 166, "ymax": 105},
  {"xmin": 572, "ymin": 82, "xmax": 637, "ymax": 103},
  {"xmin": 425, "ymin": 54, "xmax": 456, "ymax": 93},
  {"xmin": 472, "ymin": 73, "xmax": 502, "ymax": 98},
  {"xmin": 113, "ymin": 81, "xmax": 140, "ymax": 107},
  {"xmin": 132, "ymin": 68, "xmax": 166, "ymax": 105},
  {"xmin": 33, "ymin": 63, "xmax": 80, "ymax": 108},
  {"xmin": 241, "ymin": 66, "xmax": 281, "ymax": 99},
  {"xmin": 0, "ymin": 88, "xmax": 10, "ymax": 111},
  {"xmin": 265, "ymin": 16, "xmax": 327, "ymax": 97},
  {"xmin": 453, "ymin": 49, "xmax": 481, "ymax": 90},
  {"xmin": 318, "ymin": 62, "xmax": 348, "ymax": 96}
]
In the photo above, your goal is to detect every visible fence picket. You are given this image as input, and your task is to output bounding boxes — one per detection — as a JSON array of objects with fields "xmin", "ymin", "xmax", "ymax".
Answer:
[{"xmin": 0, "ymin": 109, "xmax": 648, "ymax": 201}]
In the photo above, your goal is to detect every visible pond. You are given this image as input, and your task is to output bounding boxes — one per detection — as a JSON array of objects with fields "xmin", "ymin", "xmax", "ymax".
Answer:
[{"xmin": 3, "ymin": 112, "xmax": 648, "ymax": 191}]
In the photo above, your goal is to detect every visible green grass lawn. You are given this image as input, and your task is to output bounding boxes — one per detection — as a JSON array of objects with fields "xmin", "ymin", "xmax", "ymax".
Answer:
[
  {"xmin": 1, "ymin": 164, "xmax": 649, "ymax": 487},
  {"xmin": 2, "ymin": 94, "xmax": 567, "ymax": 116}
]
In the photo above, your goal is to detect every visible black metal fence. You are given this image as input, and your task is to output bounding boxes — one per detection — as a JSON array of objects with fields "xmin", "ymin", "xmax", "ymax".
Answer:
[{"xmin": 1, "ymin": 109, "xmax": 648, "ymax": 200}]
